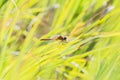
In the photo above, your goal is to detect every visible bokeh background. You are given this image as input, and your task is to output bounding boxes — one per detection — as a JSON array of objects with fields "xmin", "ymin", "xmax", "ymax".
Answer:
[{"xmin": 0, "ymin": 0, "xmax": 120, "ymax": 80}]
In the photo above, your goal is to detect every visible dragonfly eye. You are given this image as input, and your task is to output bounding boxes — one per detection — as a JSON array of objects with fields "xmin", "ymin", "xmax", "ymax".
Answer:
[{"xmin": 63, "ymin": 36, "xmax": 67, "ymax": 40}]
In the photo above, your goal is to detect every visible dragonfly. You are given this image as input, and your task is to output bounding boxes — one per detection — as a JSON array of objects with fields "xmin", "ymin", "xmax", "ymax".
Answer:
[{"xmin": 40, "ymin": 35, "xmax": 67, "ymax": 41}]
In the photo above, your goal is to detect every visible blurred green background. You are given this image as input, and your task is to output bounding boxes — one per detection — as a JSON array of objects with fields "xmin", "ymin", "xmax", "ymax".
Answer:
[{"xmin": 0, "ymin": 0, "xmax": 120, "ymax": 80}]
